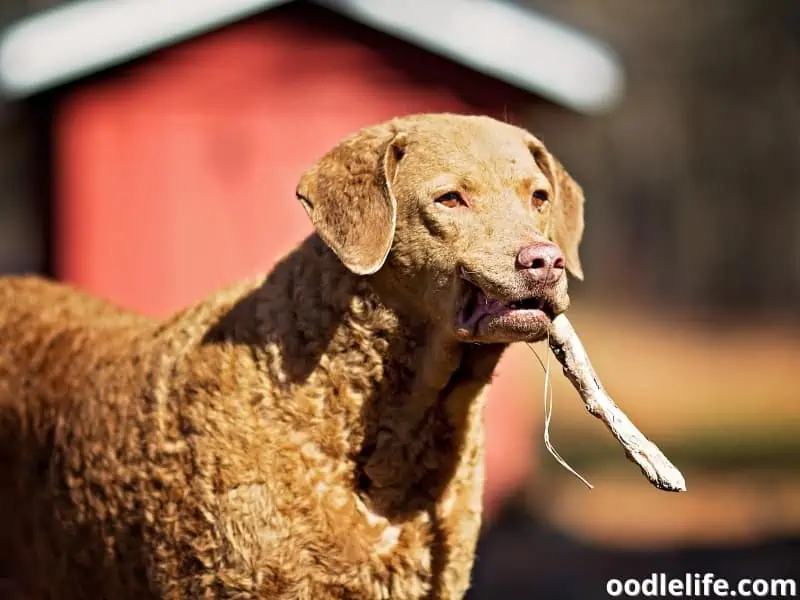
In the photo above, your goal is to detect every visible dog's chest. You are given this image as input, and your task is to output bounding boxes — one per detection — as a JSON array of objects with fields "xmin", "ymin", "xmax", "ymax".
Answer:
[
  {"xmin": 208, "ymin": 406, "xmax": 485, "ymax": 600},
  {"xmin": 192, "ymin": 334, "xmax": 491, "ymax": 598},
  {"xmin": 212, "ymin": 454, "xmax": 482, "ymax": 599}
]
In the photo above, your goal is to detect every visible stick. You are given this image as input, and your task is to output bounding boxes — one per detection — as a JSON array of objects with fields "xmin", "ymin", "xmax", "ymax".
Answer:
[{"xmin": 548, "ymin": 314, "xmax": 687, "ymax": 492}]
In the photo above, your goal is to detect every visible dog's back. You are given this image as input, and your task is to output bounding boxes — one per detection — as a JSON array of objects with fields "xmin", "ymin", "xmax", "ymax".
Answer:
[
  {"xmin": 0, "ymin": 275, "xmax": 154, "ymax": 430},
  {"xmin": 0, "ymin": 276, "xmax": 166, "ymax": 598}
]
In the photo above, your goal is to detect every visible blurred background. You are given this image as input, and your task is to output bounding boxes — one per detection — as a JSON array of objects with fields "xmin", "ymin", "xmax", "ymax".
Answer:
[{"xmin": 0, "ymin": 1, "xmax": 797, "ymax": 598}]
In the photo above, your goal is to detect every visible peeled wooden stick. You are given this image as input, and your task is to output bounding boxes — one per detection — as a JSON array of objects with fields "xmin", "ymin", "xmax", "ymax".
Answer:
[{"xmin": 548, "ymin": 314, "xmax": 687, "ymax": 492}]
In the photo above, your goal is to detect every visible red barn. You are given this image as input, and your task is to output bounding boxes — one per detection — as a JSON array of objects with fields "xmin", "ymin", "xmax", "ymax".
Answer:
[{"xmin": 0, "ymin": 0, "xmax": 622, "ymax": 505}]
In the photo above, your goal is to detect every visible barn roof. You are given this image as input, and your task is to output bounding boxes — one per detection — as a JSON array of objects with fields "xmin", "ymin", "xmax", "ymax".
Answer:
[{"xmin": 0, "ymin": 0, "xmax": 625, "ymax": 115}]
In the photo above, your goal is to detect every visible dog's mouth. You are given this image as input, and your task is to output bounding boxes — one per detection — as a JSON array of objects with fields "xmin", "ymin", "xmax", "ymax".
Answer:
[{"xmin": 455, "ymin": 276, "xmax": 556, "ymax": 342}]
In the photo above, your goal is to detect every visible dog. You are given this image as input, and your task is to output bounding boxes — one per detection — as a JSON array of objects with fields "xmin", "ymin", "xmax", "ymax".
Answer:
[{"xmin": 0, "ymin": 113, "xmax": 584, "ymax": 599}]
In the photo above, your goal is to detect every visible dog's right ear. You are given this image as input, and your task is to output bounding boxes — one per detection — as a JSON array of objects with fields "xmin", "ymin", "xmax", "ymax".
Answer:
[
  {"xmin": 296, "ymin": 125, "xmax": 407, "ymax": 276},
  {"xmin": 527, "ymin": 138, "xmax": 586, "ymax": 281}
]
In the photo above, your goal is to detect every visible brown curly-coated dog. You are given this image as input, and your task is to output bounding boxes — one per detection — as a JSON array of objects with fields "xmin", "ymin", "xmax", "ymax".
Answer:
[{"xmin": 0, "ymin": 113, "xmax": 585, "ymax": 599}]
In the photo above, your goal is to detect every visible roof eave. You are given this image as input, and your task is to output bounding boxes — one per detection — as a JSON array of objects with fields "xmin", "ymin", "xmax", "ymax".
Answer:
[
  {"xmin": 0, "ymin": 0, "xmax": 625, "ymax": 115},
  {"xmin": 0, "ymin": 0, "xmax": 292, "ymax": 99},
  {"xmin": 318, "ymin": 0, "xmax": 625, "ymax": 115}
]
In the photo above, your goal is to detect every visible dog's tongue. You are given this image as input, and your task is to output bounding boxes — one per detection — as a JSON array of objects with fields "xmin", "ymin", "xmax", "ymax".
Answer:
[
  {"xmin": 461, "ymin": 289, "xmax": 506, "ymax": 330},
  {"xmin": 479, "ymin": 291, "xmax": 508, "ymax": 315}
]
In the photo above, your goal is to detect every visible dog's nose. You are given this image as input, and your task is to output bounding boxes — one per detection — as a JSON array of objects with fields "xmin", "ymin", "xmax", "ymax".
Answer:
[{"xmin": 516, "ymin": 242, "xmax": 565, "ymax": 284}]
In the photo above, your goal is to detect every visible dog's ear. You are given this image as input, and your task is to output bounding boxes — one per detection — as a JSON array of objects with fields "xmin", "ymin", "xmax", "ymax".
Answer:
[
  {"xmin": 296, "ymin": 125, "xmax": 407, "ymax": 276},
  {"xmin": 529, "ymin": 139, "xmax": 585, "ymax": 280}
]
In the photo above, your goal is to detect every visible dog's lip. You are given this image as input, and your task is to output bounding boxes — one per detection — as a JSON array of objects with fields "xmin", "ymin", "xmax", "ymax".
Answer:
[{"xmin": 455, "ymin": 276, "xmax": 553, "ymax": 337}]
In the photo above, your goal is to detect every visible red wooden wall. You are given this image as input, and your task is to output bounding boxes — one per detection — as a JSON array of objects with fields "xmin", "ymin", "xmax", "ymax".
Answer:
[{"xmin": 54, "ymin": 4, "xmax": 529, "ymax": 315}]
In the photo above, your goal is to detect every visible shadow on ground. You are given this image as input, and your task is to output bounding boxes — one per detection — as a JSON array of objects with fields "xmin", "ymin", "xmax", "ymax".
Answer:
[{"xmin": 467, "ymin": 501, "xmax": 800, "ymax": 600}]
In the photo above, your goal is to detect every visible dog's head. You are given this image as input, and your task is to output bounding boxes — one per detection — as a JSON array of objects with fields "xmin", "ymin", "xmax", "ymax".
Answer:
[{"xmin": 296, "ymin": 114, "xmax": 585, "ymax": 344}]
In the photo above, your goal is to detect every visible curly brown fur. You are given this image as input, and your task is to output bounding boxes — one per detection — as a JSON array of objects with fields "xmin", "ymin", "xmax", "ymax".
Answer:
[{"xmin": 0, "ymin": 114, "xmax": 585, "ymax": 599}]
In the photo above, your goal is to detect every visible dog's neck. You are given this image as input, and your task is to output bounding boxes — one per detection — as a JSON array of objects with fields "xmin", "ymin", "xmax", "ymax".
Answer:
[{"xmin": 262, "ymin": 236, "xmax": 506, "ymax": 517}]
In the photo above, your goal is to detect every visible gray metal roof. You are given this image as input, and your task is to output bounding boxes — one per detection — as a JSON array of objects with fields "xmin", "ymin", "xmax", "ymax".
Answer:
[{"xmin": 0, "ymin": 0, "xmax": 625, "ymax": 115}]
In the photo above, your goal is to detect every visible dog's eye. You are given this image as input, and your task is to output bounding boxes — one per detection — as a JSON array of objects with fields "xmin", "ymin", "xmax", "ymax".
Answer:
[
  {"xmin": 532, "ymin": 190, "xmax": 550, "ymax": 209},
  {"xmin": 435, "ymin": 191, "xmax": 466, "ymax": 209}
]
